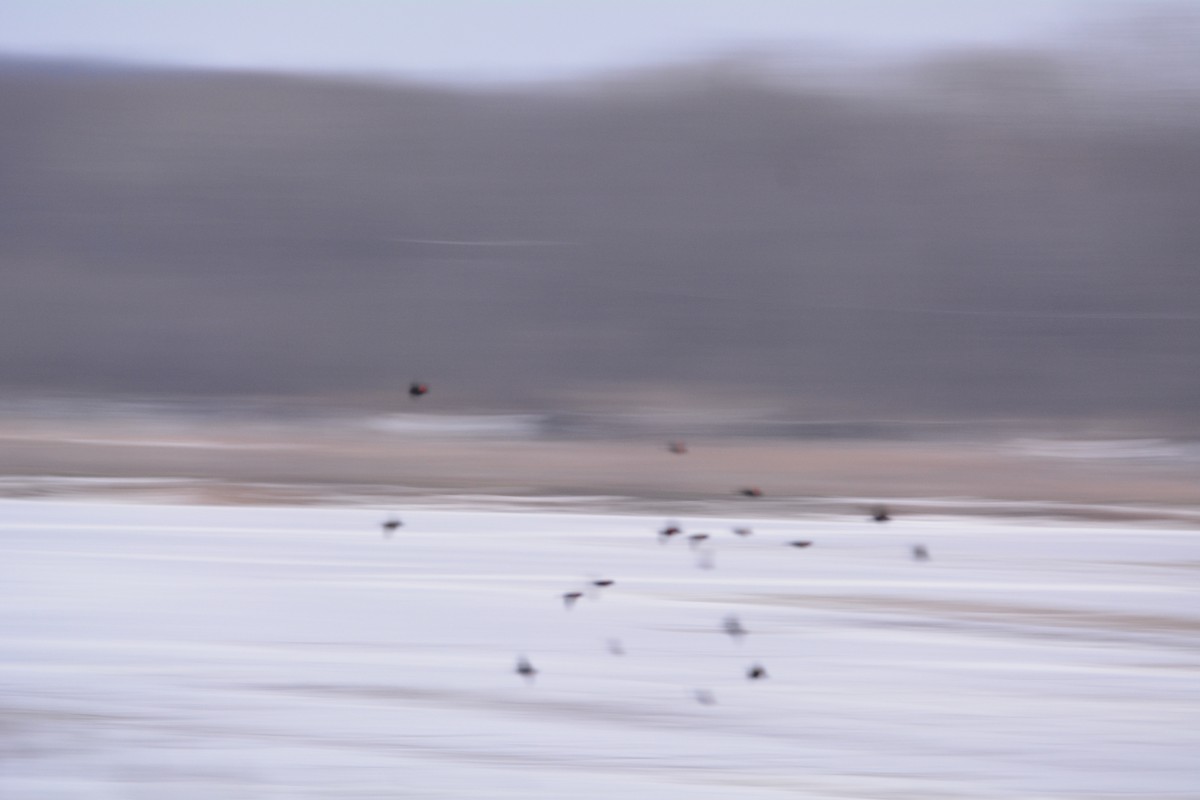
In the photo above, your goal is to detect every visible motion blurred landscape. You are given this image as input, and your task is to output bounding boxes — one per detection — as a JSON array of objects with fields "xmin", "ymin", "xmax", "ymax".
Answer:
[
  {"xmin": 2, "ymin": 10, "xmax": 1199, "ymax": 506},
  {"xmin": 4, "ymin": 7, "xmax": 1200, "ymax": 799}
]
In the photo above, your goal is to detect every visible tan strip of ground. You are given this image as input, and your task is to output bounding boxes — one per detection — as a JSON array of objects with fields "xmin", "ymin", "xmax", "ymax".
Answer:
[{"xmin": 0, "ymin": 422, "xmax": 1196, "ymax": 511}]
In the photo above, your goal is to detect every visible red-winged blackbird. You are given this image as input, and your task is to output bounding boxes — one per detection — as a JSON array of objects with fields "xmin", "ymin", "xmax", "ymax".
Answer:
[
  {"xmin": 723, "ymin": 615, "xmax": 747, "ymax": 640},
  {"xmin": 592, "ymin": 579, "xmax": 615, "ymax": 588},
  {"xmin": 409, "ymin": 382, "xmax": 429, "ymax": 398},
  {"xmin": 668, "ymin": 441, "xmax": 688, "ymax": 455},
  {"xmin": 732, "ymin": 527, "xmax": 753, "ymax": 537},
  {"xmin": 659, "ymin": 525, "xmax": 682, "ymax": 541},
  {"xmin": 381, "ymin": 518, "xmax": 402, "ymax": 536},
  {"xmin": 563, "ymin": 591, "xmax": 584, "ymax": 609},
  {"xmin": 788, "ymin": 540, "xmax": 813, "ymax": 548},
  {"xmin": 871, "ymin": 505, "xmax": 891, "ymax": 522},
  {"xmin": 687, "ymin": 533, "xmax": 710, "ymax": 548},
  {"xmin": 739, "ymin": 487, "xmax": 763, "ymax": 498},
  {"xmin": 747, "ymin": 664, "xmax": 768, "ymax": 680}
]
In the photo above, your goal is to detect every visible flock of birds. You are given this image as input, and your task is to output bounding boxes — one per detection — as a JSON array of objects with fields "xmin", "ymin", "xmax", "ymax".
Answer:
[{"xmin": 387, "ymin": 381, "xmax": 929, "ymax": 704}]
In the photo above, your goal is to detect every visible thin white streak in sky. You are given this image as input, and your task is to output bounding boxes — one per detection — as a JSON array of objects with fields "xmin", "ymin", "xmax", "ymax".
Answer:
[{"xmin": 389, "ymin": 239, "xmax": 571, "ymax": 247}]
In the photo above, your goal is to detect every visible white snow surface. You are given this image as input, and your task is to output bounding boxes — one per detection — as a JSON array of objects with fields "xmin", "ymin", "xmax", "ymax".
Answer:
[{"xmin": 1, "ymin": 500, "xmax": 1198, "ymax": 799}]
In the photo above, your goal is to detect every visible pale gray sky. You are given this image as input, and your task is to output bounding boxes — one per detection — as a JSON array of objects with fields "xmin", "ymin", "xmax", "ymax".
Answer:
[{"xmin": 0, "ymin": 0, "xmax": 1152, "ymax": 82}]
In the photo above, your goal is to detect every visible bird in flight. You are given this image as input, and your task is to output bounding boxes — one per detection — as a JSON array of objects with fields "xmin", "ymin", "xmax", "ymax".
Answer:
[
  {"xmin": 659, "ymin": 524, "xmax": 683, "ymax": 542},
  {"xmin": 723, "ymin": 615, "xmax": 748, "ymax": 641},
  {"xmin": 515, "ymin": 656, "xmax": 537, "ymax": 682}
]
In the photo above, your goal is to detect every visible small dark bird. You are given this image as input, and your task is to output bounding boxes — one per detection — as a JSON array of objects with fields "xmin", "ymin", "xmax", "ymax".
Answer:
[
  {"xmin": 871, "ymin": 505, "xmax": 891, "ymax": 523},
  {"xmin": 723, "ymin": 615, "xmax": 747, "ymax": 641},
  {"xmin": 515, "ymin": 656, "xmax": 537, "ymax": 681},
  {"xmin": 732, "ymin": 527, "xmax": 753, "ymax": 537},
  {"xmin": 788, "ymin": 540, "xmax": 813, "ymax": 549},
  {"xmin": 668, "ymin": 441, "xmax": 688, "ymax": 455},
  {"xmin": 563, "ymin": 591, "xmax": 584, "ymax": 609},
  {"xmin": 409, "ymin": 382, "xmax": 429, "ymax": 398},
  {"xmin": 693, "ymin": 689, "xmax": 717, "ymax": 706},
  {"xmin": 659, "ymin": 524, "xmax": 683, "ymax": 542},
  {"xmin": 747, "ymin": 664, "xmax": 768, "ymax": 680},
  {"xmin": 912, "ymin": 544, "xmax": 930, "ymax": 562},
  {"xmin": 739, "ymin": 487, "xmax": 763, "ymax": 498},
  {"xmin": 381, "ymin": 518, "xmax": 402, "ymax": 537},
  {"xmin": 687, "ymin": 533, "xmax": 710, "ymax": 548},
  {"xmin": 591, "ymin": 579, "xmax": 615, "ymax": 588}
]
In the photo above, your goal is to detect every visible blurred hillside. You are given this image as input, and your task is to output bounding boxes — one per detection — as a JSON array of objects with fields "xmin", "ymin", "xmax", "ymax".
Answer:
[{"xmin": 1, "ymin": 33, "xmax": 1198, "ymax": 425}]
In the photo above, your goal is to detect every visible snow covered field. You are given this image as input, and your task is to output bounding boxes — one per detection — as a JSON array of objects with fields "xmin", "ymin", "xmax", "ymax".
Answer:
[{"xmin": 1, "ymin": 500, "xmax": 1198, "ymax": 799}]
